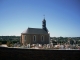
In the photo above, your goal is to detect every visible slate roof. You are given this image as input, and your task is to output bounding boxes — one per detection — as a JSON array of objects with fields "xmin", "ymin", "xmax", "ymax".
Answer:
[{"xmin": 21, "ymin": 28, "xmax": 48, "ymax": 34}]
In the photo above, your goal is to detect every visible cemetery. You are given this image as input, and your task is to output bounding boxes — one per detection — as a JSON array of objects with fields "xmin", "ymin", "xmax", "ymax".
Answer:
[{"xmin": 0, "ymin": 40, "xmax": 80, "ymax": 50}]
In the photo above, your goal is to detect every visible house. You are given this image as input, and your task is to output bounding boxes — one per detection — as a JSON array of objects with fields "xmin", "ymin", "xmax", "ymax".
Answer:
[{"xmin": 20, "ymin": 18, "xmax": 50, "ymax": 45}]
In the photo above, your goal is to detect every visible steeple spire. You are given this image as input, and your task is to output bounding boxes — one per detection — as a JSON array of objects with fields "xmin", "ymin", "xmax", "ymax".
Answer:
[
  {"xmin": 42, "ymin": 15, "xmax": 48, "ymax": 33},
  {"xmin": 43, "ymin": 14, "xmax": 46, "ymax": 21}
]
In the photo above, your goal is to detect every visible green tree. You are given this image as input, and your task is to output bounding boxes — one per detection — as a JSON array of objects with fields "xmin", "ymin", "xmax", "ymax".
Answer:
[{"xmin": 77, "ymin": 40, "xmax": 80, "ymax": 45}]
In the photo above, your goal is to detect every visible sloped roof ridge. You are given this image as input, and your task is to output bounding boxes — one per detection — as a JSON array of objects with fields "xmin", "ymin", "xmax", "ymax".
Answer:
[
  {"xmin": 28, "ymin": 27, "xmax": 42, "ymax": 29},
  {"xmin": 21, "ymin": 27, "xmax": 48, "ymax": 34}
]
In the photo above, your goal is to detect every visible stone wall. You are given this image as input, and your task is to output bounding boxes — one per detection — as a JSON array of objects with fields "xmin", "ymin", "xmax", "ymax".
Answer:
[
  {"xmin": 21, "ymin": 34, "xmax": 49, "ymax": 45},
  {"xmin": 0, "ymin": 47, "xmax": 80, "ymax": 60}
]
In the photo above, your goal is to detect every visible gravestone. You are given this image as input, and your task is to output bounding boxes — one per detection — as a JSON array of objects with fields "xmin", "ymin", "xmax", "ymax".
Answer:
[
  {"xmin": 49, "ymin": 42, "xmax": 53, "ymax": 49},
  {"xmin": 27, "ymin": 44, "xmax": 30, "ymax": 48},
  {"xmin": 47, "ymin": 44, "xmax": 50, "ymax": 48},
  {"xmin": 39, "ymin": 44, "xmax": 42, "ymax": 48}
]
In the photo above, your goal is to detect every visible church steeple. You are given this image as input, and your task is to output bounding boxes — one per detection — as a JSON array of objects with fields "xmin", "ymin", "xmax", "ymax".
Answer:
[
  {"xmin": 42, "ymin": 15, "xmax": 48, "ymax": 32},
  {"xmin": 42, "ymin": 19, "xmax": 46, "ymax": 27}
]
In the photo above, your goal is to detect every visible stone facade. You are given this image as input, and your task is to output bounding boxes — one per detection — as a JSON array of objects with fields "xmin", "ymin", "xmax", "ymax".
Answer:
[{"xmin": 21, "ymin": 34, "xmax": 49, "ymax": 45}]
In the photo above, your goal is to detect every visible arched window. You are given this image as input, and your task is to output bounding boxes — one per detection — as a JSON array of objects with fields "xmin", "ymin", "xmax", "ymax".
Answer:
[
  {"xmin": 33, "ymin": 35, "xmax": 36, "ymax": 42},
  {"xmin": 41, "ymin": 35, "xmax": 44, "ymax": 42}
]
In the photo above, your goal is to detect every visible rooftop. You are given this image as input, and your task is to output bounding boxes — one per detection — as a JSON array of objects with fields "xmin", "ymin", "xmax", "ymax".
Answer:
[{"xmin": 21, "ymin": 27, "xmax": 48, "ymax": 34}]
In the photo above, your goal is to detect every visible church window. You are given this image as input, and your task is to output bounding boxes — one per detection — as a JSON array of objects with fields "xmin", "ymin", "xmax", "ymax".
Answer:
[{"xmin": 33, "ymin": 35, "xmax": 36, "ymax": 42}]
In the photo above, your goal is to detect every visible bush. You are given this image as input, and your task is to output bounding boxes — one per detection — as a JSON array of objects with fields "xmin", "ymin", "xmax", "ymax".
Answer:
[
  {"xmin": 10, "ymin": 44, "xmax": 13, "ymax": 47},
  {"xmin": 0, "ymin": 42, "xmax": 2, "ymax": 45},
  {"xmin": 6, "ymin": 41, "xmax": 11, "ymax": 47},
  {"xmin": 0, "ymin": 41, "xmax": 7, "ymax": 44}
]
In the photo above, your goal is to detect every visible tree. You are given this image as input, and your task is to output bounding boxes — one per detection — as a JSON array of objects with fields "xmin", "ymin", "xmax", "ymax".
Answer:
[{"xmin": 77, "ymin": 40, "xmax": 80, "ymax": 44}]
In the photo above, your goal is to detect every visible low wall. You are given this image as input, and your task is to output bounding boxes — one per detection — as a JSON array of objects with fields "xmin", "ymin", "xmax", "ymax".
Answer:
[{"xmin": 0, "ymin": 47, "xmax": 80, "ymax": 60}]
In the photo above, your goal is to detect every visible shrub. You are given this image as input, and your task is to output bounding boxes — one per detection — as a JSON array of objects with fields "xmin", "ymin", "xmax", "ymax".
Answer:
[
  {"xmin": 0, "ymin": 42, "xmax": 2, "ymax": 45},
  {"xmin": 6, "ymin": 41, "xmax": 11, "ymax": 47},
  {"xmin": 10, "ymin": 44, "xmax": 13, "ymax": 47}
]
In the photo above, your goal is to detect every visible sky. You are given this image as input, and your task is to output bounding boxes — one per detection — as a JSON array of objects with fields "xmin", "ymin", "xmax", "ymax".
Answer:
[{"xmin": 0, "ymin": 0, "xmax": 80, "ymax": 37}]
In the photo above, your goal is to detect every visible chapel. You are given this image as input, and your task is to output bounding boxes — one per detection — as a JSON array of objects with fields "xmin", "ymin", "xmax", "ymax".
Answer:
[{"xmin": 20, "ymin": 17, "xmax": 50, "ymax": 45}]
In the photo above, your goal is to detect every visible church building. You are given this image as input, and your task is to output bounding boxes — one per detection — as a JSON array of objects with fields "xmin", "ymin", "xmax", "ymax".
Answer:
[{"xmin": 20, "ymin": 18, "xmax": 50, "ymax": 45}]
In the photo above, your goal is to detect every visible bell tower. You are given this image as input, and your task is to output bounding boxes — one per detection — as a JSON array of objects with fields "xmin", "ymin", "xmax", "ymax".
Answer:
[{"xmin": 42, "ymin": 15, "xmax": 48, "ymax": 32}]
